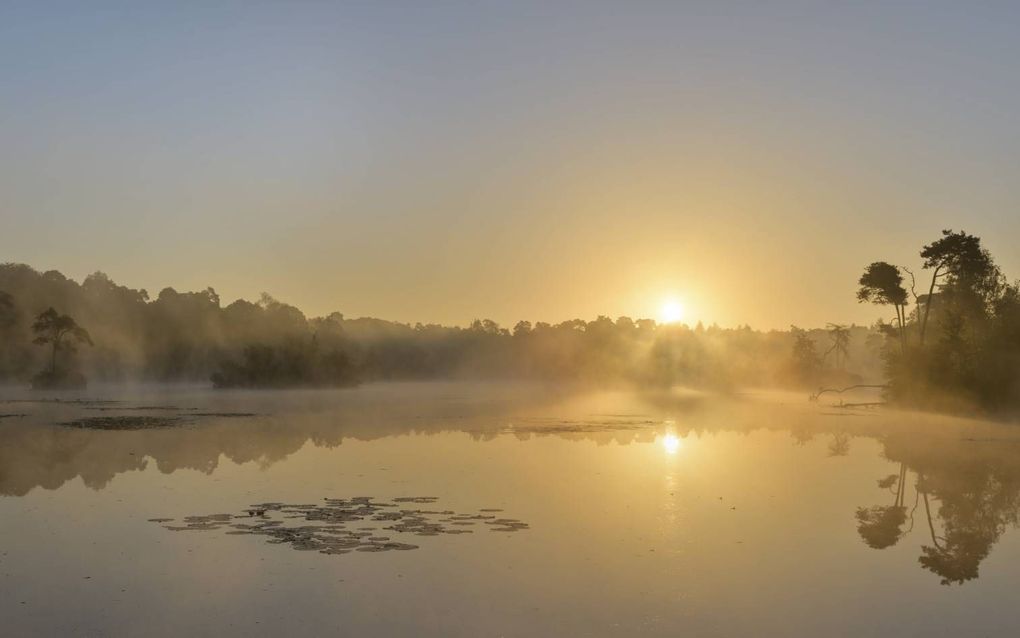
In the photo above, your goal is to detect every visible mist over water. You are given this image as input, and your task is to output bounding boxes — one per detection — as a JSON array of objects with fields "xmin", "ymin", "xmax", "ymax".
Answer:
[{"xmin": 1, "ymin": 383, "xmax": 1020, "ymax": 636}]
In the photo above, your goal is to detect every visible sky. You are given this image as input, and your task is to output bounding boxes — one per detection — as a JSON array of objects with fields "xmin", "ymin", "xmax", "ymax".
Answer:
[{"xmin": 2, "ymin": 1, "xmax": 1020, "ymax": 329}]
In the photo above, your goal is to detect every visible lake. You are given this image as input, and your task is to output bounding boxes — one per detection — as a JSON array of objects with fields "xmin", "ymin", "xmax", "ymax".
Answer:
[{"xmin": 2, "ymin": 382, "xmax": 1020, "ymax": 637}]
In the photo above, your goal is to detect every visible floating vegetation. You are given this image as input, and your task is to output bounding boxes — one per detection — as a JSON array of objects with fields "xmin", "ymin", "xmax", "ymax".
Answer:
[
  {"xmin": 86, "ymin": 405, "xmax": 196, "ymax": 412},
  {"xmin": 488, "ymin": 519, "xmax": 530, "ymax": 532},
  {"xmin": 0, "ymin": 398, "xmax": 123, "ymax": 406},
  {"xmin": 503, "ymin": 416, "xmax": 659, "ymax": 435},
  {"xmin": 58, "ymin": 411, "xmax": 259, "ymax": 430},
  {"xmin": 0, "ymin": 413, "xmax": 26, "ymax": 420},
  {"xmin": 153, "ymin": 497, "xmax": 528, "ymax": 557},
  {"xmin": 60, "ymin": 416, "xmax": 185, "ymax": 430},
  {"xmin": 189, "ymin": 412, "xmax": 258, "ymax": 418},
  {"xmin": 79, "ymin": 408, "xmax": 255, "ymax": 417}
]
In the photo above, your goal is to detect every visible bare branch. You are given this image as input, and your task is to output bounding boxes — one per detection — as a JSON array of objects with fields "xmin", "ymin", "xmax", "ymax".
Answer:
[{"xmin": 900, "ymin": 266, "xmax": 920, "ymax": 304}]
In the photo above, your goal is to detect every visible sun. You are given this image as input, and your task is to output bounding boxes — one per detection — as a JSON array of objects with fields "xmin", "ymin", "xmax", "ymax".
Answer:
[
  {"xmin": 659, "ymin": 299, "xmax": 685, "ymax": 324},
  {"xmin": 661, "ymin": 433, "xmax": 682, "ymax": 454}
]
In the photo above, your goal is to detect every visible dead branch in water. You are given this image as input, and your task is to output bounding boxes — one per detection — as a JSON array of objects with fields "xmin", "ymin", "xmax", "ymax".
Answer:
[
  {"xmin": 835, "ymin": 401, "xmax": 886, "ymax": 409},
  {"xmin": 810, "ymin": 384, "xmax": 888, "ymax": 402}
]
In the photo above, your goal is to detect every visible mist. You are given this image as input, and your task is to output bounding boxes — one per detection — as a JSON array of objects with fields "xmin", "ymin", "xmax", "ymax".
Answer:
[
  {"xmin": 7, "ymin": 5, "xmax": 1020, "ymax": 634},
  {"xmin": 0, "ymin": 261, "xmax": 886, "ymax": 393}
]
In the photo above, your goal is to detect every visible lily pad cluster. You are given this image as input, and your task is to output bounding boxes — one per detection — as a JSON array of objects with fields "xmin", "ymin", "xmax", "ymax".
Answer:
[
  {"xmin": 151, "ymin": 496, "xmax": 528, "ymax": 556},
  {"xmin": 503, "ymin": 416, "xmax": 658, "ymax": 435},
  {"xmin": 63, "ymin": 416, "xmax": 186, "ymax": 430},
  {"xmin": 1, "ymin": 398, "xmax": 122, "ymax": 406},
  {"xmin": 59, "ymin": 412, "xmax": 258, "ymax": 430}
]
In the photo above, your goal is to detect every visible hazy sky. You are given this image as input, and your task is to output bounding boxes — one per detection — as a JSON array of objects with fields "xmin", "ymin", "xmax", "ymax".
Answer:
[{"xmin": 3, "ymin": 2, "xmax": 1020, "ymax": 329}]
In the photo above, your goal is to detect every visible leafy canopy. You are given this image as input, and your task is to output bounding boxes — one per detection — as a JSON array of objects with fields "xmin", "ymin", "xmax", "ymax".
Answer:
[
  {"xmin": 857, "ymin": 262, "xmax": 908, "ymax": 306},
  {"xmin": 31, "ymin": 308, "xmax": 93, "ymax": 351}
]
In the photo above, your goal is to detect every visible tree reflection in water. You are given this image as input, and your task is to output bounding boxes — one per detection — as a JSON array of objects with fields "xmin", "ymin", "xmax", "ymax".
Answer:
[
  {"xmin": 855, "ymin": 433, "xmax": 1020, "ymax": 585},
  {"xmin": 855, "ymin": 463, "xmax": 909, "ymax": 549},
  {"xmin": 5, "ymin": 387, "xmax": 1020, "ymax": 586}
]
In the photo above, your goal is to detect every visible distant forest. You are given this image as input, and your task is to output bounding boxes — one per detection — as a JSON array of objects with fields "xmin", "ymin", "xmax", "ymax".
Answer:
[
  {"xmin": 0, "ymin": 262, "xmax": 881, "ymax": 392},
  {"xmin": 4, "ymin": 228, "xmax": 1018, "ymax": 415}
]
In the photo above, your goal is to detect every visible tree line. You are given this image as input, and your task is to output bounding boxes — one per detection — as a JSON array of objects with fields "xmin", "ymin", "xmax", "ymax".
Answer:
[{"xmin": 0, "ymin": 263, "xmax": 880, "ymax": 390}]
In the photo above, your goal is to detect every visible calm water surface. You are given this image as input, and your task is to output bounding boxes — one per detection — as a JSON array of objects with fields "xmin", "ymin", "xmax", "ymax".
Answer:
[{"xmin": 2, "ymin": 382, "xmax": 1020, "ymax": 637}]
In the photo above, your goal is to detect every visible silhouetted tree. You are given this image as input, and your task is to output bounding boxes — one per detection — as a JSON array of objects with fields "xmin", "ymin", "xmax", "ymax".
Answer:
[
  {"xmin": 32, "ymin": 308, "xmax": 92, "ymax": 375},
  {"xmin": 918, "ymin": 230, "xmax": 999, "ymax": 345},
  {"xmin": 824, "ymin": 323, "xmax": 851, "ymax": 370},
  {"xmin": 857, "ymin": 262, "xmax": 908, "ymax": 350},
  {"xmin": 31, "ymin": 308, "xmax": 93, "ymax": 388}
]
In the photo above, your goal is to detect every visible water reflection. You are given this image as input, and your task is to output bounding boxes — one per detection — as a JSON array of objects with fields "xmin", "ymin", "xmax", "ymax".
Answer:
[
  {"xmin": 0, "ymin": 383, "xmax": 667, "ymax": 495},
  {"xmin": 855, "ymin": 463, "xmax": 910, "ymax": 549},
  {"xmin": 860, "ymin": 432, "xmax": 1020, "ymax": 585},
  {"xmin": 4, "ymin": 383, "xmax": 1020, "ymax": 586}
]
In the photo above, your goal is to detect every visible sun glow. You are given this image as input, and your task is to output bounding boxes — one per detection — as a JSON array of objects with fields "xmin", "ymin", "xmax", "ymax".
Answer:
[
  {"xmin": 661, "ymin": 433, "xmax": 682, "ymax": 455},
  {"xmin": 659, "ymin": 299, "xmax": 685, "ymax": 324}
]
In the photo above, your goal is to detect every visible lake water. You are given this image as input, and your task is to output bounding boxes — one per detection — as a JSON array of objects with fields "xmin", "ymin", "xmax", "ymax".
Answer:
[{"xmin": 3, "ymin": 382, "xmax": 1020, "ymax": 637}]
